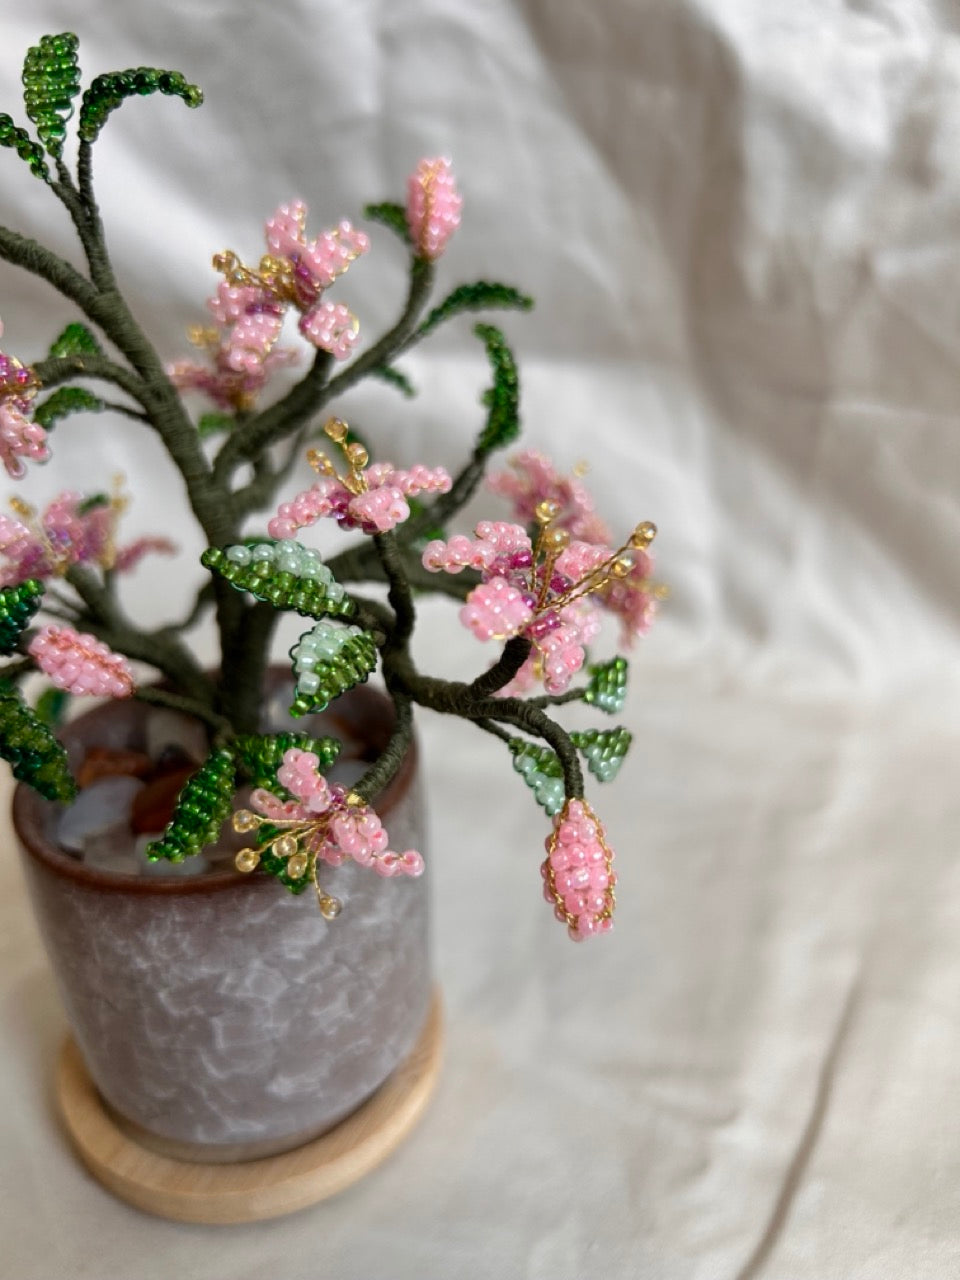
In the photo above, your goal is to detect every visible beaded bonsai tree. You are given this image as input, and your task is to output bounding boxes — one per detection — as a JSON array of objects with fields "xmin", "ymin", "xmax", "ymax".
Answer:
[{"xmin": 0, "ymin": 34, "xmax": 659, "ymax": 941}]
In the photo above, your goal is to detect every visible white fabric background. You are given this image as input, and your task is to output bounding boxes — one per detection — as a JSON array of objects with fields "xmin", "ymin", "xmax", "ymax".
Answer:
[{"xmin": 1, "ymin": 2, "xmax": 959, "ymax": 1276}]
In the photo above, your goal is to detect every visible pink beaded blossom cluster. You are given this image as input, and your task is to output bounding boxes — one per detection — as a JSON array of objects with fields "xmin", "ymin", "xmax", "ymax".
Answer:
[
  {"xmin": 422, "ymin": 515, "xmax": 644, "ymax": 694},
  {"xmin": 488, "ymin": 451, "xmax": 660, "ymax": 647},
  {"xmin": 235, "ymin": 748, "xmax": 424, "ymax": 906},
  {"xmin": 406, "ymin": 157, "xmax": 462, "ymax": 261},
  {"xmin": 28, "ymin": 624, "xmax": 135, "ymax": 698},
  {"xmin": 269, "ymin": 418, "xmax": 451, "ymax": 539},
  {"xmin": 0, "ymin": 490, "xmax": 174, "ymax": 587},
  {"xmin": 0, "ymin": 322, "xmax": 48, "ymax": 480},
  {"xmin": 169, "ymin": 281, "xmax": 298, "ymax": 413},
  {"xmin": 541, "ymin": 799, "xmax": 616, "ymax": 941}
]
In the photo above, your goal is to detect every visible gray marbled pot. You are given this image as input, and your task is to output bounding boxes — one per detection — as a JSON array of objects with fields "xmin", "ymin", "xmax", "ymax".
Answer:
[{"xmin": 13, "ymin": 684, "xmax": 431, "ymax": 1163}]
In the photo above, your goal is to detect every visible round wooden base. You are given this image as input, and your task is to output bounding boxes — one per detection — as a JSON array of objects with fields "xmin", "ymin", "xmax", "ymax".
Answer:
[{"xmin": 56, "ymin": 992, "xmax": 443, "ymax": 1224}]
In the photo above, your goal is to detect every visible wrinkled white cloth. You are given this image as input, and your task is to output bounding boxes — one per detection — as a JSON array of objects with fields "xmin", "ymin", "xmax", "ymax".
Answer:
[{"xmin": 2, "ymin": 2, "xmax": 960, "ymax": 1276}]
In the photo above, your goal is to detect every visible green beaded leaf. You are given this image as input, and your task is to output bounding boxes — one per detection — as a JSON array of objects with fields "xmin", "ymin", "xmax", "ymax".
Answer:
[
  {"xmin": 34, "ymin": 686, "xmax": 70, "ymax": 728},
  {"xmin": 197, "ymin": 412, "xmax": 234, "ymax": 439},
  {"xmin": 22, "ymin": 33, "xmax": 81, "ymax": 159},
  {"xmin": 0, "ymin": 113, "xmax": 49, "ymax": 181},
  {"xmin": 289, "ymin": 623, "xmax": 379, "ymax": 718},
  {"xmin": 201, "ymin": 543, "xmax": 358, "ymax": 621},
  {"xmin": 371, "ymin": 365, "xmax": 416, "ymax": 399},
  {"xmin": 33, "ymin": 386, "xmax": 103, "ymax": 430},
  {"xmin": 47, "ymin": 322, "xmax": 102, "ymax": 360},
  {"xmin": 416, "ymin": 283, "xmax": 533, "ymax": 342},
  {"xmin": 363, "ymin": 201, "xmax": 410, "ymax": 244},
  {"xmin": 0, "ymin": 678, "xmax": 76, "ymax": 802},
  {"xmin": 569, "ymin": 727, "xmax": 632, "ymax": 783},
  {"xmin": 145, "ymin": 748, "xmax": 236, "ymax": 863},
  {"xmin": 474, "ymin": 323, "xmax": 521, "ymax": 454},
  {"xmin": 0, "ymin": 579, "xmax": 43, "ymax": 655},
  {"xmin": 78, "ymin": 67, "xmax": 203, "ymax": 144},
  {"xmin": 583, "ymin": 656, "xmax": 629, "ymax": 716},
  {"xmin": 509, "ymin": 739, "xmax": 566, "ymax": 816},
  {"xmin": 233, "ymin": 732, "xmax": 342, "ymax": 792}
]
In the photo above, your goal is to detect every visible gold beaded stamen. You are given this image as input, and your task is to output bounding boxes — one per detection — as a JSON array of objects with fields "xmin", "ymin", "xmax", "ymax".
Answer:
[
  {"xmin": 307, "ymin": 417, "xmax": 369, "ymax": 496},
  {"xmin": 231, "ymin": 805, "xmax": 343, "ymax": 919}
]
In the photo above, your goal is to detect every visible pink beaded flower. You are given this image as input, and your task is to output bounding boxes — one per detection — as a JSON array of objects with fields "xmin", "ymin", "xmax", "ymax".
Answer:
[
  {"xmin": 487, "ymin": 451, "xmax": 612, "ymax": 545},
  {"xmin": 0, "ymin": 323, "xmax": 48, "ymax": 480},
  {"xmin": 29, "ymin": 624, "xmax": 135, "ymax": 698},
  {"xmin": 269, "ymin": 419, "xmax": 451, "ymax": 539},
  {"xmin": 406, "ymin": 158, "xmax": 462, "ymax": 261},
  {"xmin": 0, "ymin": 489, "xmax": 174, "ymax": 588},
  {"xmin": 234, "ymin": 748, "xmax": 424, "ymax": 916},
  {"xmin": 541, "ymin": 799, "xmax": 616, "ymax": 941},
  {"xmin": 423, "ymin": 513, "xmax": 650, "ymax": 694}
]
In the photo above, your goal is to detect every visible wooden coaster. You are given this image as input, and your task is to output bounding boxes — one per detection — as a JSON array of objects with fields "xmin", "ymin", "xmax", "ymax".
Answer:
[{"xmin": 56, "ymin": 992, "xmax": 443, "ymax": 1224}]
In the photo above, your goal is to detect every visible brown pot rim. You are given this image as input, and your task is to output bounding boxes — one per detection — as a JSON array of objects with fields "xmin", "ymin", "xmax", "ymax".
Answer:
[{"xmin": 13, "ymin": 680, "xmax": 417, "ymax": 897}]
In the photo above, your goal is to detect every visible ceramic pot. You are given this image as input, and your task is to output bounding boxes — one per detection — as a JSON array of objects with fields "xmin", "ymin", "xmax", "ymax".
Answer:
[{"xmin": 13, "ymin": 683, "xmax": 431, "ymax": 1163}]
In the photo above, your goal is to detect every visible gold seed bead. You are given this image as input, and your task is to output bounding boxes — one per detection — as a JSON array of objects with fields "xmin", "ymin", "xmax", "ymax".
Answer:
[
  {"xmin": 345, "ymin": 791, "xmax": 365, "ymax": 808},
  {"xmin": 630, "ymin": 521, "xmax": 657, "ymax": 548},
  {"xmin": 235, "ymin": 848, "xmax": 261, "ymax": 874},
  {"xmin": 542, "ymin": 526, "xmax": 570, "ymax": 551},
  {"xmin": 535, "ymin": 499, "xmax": 561, "ymax": 524},
  {"xmin": 318, "ymin": 893, "xmax": 342, "ymax": 920},
  {"xmin": 308, "ymin": 449, "xmax": 335, "ymax": 476},
  {"xmin": 611, "ymin": 554, "xmax": 634, "ymax": 578},
  {"xmin": 346, "ymin": 442, "xmax": 368, "ymax": 468},
  {"xmin": 274, "ymin": 833, "xmax": 299, "ymax": 860},
  {"xmin": 232, "ymin": 808, "xmax": 260, "ymax": 833},
  {"xmin": 287, "ymin": 851, "xmax": 309, "ymax": 880},
  {"xmin": 324, "ymin": 418, "xmax": 349, "ymax": 443}
]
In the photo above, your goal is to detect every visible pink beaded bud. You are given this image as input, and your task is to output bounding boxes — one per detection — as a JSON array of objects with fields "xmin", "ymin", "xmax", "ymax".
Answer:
[
  {"xmin": 541, "ymin": 799, "xmax": 616, "ymax": 941},
  {"xmin": 459, "ymin": 577, "xmax": 534, "ymax": 642},
  {"xmin": 29, "ymin": 624, "xmax": 135, "ymax": 698},
  {"xmin": 406, "ymin": 158, "xmax": 462, "ymax": 261},
  {"xmin": 300, "ymin": 301, "xmax": 360, "ymax": 360},
  {"xmin": 0, "ymin": 326, "xmax": 46, "ymax": 480}
]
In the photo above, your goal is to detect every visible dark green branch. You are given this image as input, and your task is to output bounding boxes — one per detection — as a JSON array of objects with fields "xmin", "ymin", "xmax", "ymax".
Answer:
[
  {"xmin": 0, "ymin": 222, "xmax": 100, "ymax": 312},
  {"xmin": 134, "ymin": 685, "xmax": 232, "ymax": 737},
  {"xmin": 352, "ymin": 692, "xmax": 412, "ymax": 803},
  {"xmin": 468, "ymin": 635, "xmax": 531, "ymax": 698},
  {"xmin": 33, "ymin": 353, "xmax": 148, "ymax": 406},
  {"xmin": 373, "ymin": 531, "xmax": 415, "ymax": 645}
]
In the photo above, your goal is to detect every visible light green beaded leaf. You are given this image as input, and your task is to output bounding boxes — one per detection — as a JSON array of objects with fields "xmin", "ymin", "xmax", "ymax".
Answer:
[
  {"xmin": 509, "ymin": 739, "xmax": 566, "ymax": 816},
  {"xmin": 0, "ymin": 678, "xmax": 76, "ymax": 802},
  {"xmin": 233, "ymin": 732, "xmax": 342, "ymax": 791},
  {"xmin": 47, "ymin": 322, "xmax": 102, "ymax": 360},
  {"xmin": 416, "ymin": 283, "xmax": 533, "ymax": 342},
  {"xmin": 0, "ymin": 113, "xmax": 49, "ymax": 180},
  {"xmin": 569, "ymin": 727, "xmax": 632, "ymax": 783},
  {"xmin": 21, "ymin": 33, "xmax": 81, "ymax": 158},
  {"xmin": 145, "ymin": 748, "xmax": 236, "ymax": 863},
  {"xmin": 78, "ymin": 67, "xmax": 203, "ymax": 144},
  {"xmin": 583, "ymin": 656, "xmax": 629, "ymax": 716},
  {"xmin": 288, "ymin": 622, "xmax": 379, "ymax": 718},
  {"xmin": 201, "ymin": 541, "xmax": 357, "ymax": 621},
  {"xmin": 33, "ymin": 386, "xmax": 103, "ymax": 430},
  {"xmin": 474, "ymin": 323, "xmax": 521, "ymax": 454},
  {"xmin": 0, "ymin": 578, "xmax": 43, "ymax": 655}
]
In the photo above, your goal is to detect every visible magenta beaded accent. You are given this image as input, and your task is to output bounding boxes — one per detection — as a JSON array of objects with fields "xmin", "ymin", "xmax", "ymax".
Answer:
[
  {"xmin": 541, "ymin": 799, "xmax": 616, "ymax": 941},
  {"xmin": 28, "ymin": 624, "xmax": 135, "ymax": 698},
  {"xmin": 245, "ymin": 748, "xmax": 425, "ymax": 891},
  {"xmin": 0, "ymin": 325, "xmax": 46, "ymax": 480},
  {"xmin": 406, "ymin": 158, "xmax": 462, "ymax": 261}
]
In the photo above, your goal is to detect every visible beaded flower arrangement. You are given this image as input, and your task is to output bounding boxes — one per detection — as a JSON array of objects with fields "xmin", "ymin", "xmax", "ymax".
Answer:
[{"xmin": 0, "ymin": 34, "xmax": 660, "ymax": 941}]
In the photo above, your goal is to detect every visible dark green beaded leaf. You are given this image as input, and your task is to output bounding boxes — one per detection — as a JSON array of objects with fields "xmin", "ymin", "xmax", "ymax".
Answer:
[
  {"xmin": 288, "ymin": 631, "xmax": 379, "ymax": 718},
  {"xmin": 0, "ymin": 113, "xmax": 49, "ymax": 180},
  {"xmin": 201, "ymin": 545, "xmax": 358, "ymax": 621},
  {"xmin": 0, "ymin": 678, "xmax": 76, "ymax": 802},
  {"xmin": 362, "ymin": 201, "xmax": 410, "ymax": 243},
  {"xmin": 197, "ymin": 412, "xmax": 234, "ymax": 438},
  {"xmin": 416, "ymin": 283, "xmax": 533, "ymax": 342},
  {"xmin": 370, "ymin": 365, "xmax": 416, "ymax": 399},
  {"xmin": 145, "ymin": 748, "xmax": 236, "ymax": 862},
  {"xmin": 474, "ymin": 323, "xmax": 521, "ymax": 454},
  {"xmin": 78, "ymin": 67, "xmax": 203, "ymax": 144},
  {"xmin": 233, "ymin": 732, "xmax": 341, "ymax": 791},
  {"xmin": 0, "ymin": 578, "xmax": 43, "ymax": 655},
  {"xmin": 583, "ymin": 656, "xmax": 629, "ymax": 715},
  {"xmin": 34, "ymin": 685, "xmax": 70, "ymax": 727},
  {"xmin": 47, "ymin": 322, "xmax": 102, "ymax": 360},
  {"xmin": 21, "ymin": 33, "xmax": 81, "ymax": 158},
  {"xmin": 569, "ymin": 727, "xmax": 632, "ymax": 783},
  {"xmin": 33, "ymin": 386, "xmax": 103, "ymax": 430}
]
